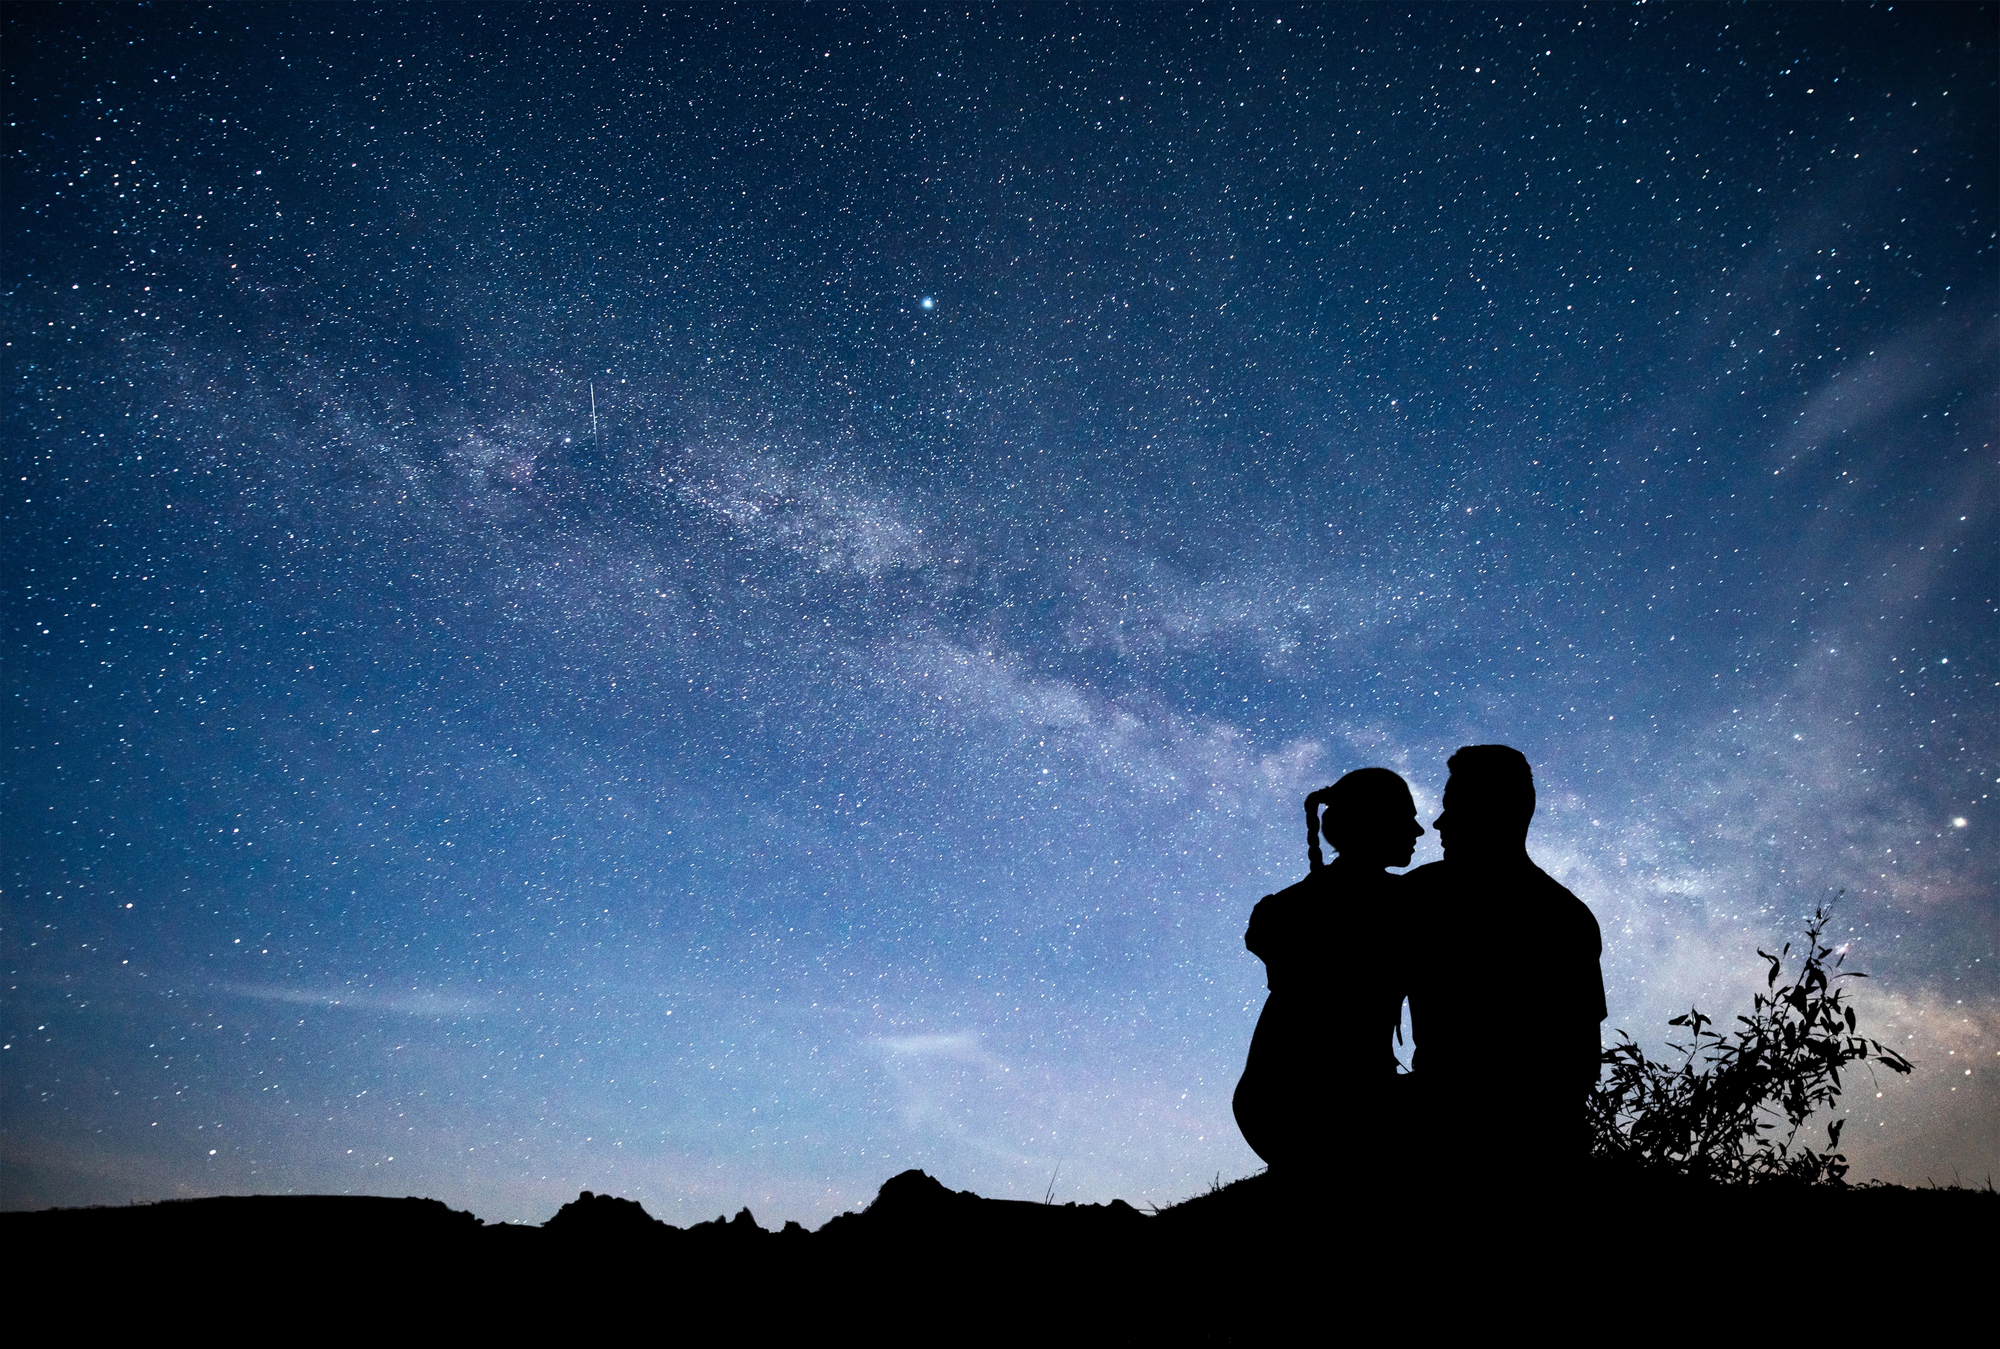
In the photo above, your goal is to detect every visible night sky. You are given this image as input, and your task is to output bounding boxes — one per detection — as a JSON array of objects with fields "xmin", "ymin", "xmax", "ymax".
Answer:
[{"xmin": 5, "ymin": 5, "xmax": 1995, "ymax": 1224}]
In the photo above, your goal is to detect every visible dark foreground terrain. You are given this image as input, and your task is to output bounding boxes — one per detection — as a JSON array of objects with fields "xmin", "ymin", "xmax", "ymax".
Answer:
[{"xmin": 8, "ymin": 1167, "xmax": 1989, "ymax": 1337}]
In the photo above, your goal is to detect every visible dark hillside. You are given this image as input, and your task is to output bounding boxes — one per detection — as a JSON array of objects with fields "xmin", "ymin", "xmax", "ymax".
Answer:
[{"xmin": 7, "ymin": 1167, "xmax": 1989, "ymax": 1335}]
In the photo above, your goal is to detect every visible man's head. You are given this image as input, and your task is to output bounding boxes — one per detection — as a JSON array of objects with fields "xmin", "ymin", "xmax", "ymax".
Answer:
[
  {"xmin": 1434, "ymin": 744, "xmax": 1535, "ymax": 860},
  {"xmin": 1319, "ymin": 766, "xmax": 1424, "ymax": 869}
]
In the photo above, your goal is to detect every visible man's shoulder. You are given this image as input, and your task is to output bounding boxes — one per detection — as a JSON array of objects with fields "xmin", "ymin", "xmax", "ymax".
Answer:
[
  {"xmin": 1523, "ymin": 861, "xmax": 1580, "ymax": 900},
  {"xmin": 1527, "ymin": 862, "xmax": 1603, "ymax": 942},
  {"xmin": 1524, "ymin": 861, "xmax": 1582, "ymax": 900}
]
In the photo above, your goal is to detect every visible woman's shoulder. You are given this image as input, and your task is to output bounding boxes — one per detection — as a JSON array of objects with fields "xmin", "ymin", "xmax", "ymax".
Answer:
[
  {"xmin": 1245, "ymin": 872, "xmax": 1327, "ymax": 950},
  {"xmin": 1254, "ymin": 869, "xmax": 1341, "ymax": 913}
]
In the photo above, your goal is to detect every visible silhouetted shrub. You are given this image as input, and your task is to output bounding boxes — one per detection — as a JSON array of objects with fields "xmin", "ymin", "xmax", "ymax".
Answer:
[{"xmin": 1587, "ymin": 900, "xmax": 1913, "ymax": 1185}]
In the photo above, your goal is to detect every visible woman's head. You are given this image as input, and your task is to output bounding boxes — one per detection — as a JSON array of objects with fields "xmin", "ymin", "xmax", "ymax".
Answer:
[{"xmin": 1306, "ymin": 767, "xmax": 1424, "ymax": 871}]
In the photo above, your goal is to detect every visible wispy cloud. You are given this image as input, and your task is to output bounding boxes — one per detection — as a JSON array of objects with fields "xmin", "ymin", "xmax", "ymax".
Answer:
[
  {"xmin": 871, "ymin": 1032, "xmax": 985, "ymax": 1057},
  {"xmin": 1774, "ymin": 318, "xmax": 1989, "ymax": 470},
  {"xmin": 226, "ymin": 984, "xmax": 498, "ymax": 1017}
]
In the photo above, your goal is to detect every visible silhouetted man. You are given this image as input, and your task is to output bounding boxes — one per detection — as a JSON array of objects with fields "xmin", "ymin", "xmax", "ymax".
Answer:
[
  {"xmin": 1234, "ymin": 767, "xmax": 1423, "ymax": 1178},
  {"xmin": 1403, "ymin": 746, "xmax": 1605, "ymax": 1179}
]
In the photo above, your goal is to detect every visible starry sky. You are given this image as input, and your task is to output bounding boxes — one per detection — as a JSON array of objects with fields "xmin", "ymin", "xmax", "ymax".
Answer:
[{"xmin": 4, "ymin": 5, "xmax": 1995, "ymax": 1223}]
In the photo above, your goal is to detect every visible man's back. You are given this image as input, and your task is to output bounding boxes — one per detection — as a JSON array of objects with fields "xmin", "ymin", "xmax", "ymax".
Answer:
[{"xmin": 1402, "ymin": 858, "xmax": 1606, "ymax": 1092}]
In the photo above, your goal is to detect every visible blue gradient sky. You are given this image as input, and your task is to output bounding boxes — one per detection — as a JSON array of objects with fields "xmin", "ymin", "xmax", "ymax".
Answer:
[{"xmin": 5, "ymin": 4, "xmax": 1995, "ymax": 1222}]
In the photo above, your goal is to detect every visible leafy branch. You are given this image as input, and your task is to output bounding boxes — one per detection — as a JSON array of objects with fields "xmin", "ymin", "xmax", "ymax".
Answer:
[{"xmin": 1587, "ymin": 899, "xmax": 1913, "ymax": 1185}]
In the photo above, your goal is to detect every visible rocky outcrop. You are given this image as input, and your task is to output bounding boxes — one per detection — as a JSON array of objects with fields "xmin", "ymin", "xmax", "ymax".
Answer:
[
  {"xmin": 817, "ymin": 1167, "xmax": 1149, "ymax": 1250},
  {"xmin": 542, "ymin": 1188, "xmax": 669, "ymax": 1240}
]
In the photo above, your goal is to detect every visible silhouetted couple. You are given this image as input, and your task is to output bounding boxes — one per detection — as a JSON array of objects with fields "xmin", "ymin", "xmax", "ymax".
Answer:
[{"xmin": 1232, "ymin": 745, "xmax": 1606, "ymax": 1189}]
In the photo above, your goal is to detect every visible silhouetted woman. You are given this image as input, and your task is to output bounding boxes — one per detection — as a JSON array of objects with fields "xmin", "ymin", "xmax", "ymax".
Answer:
[{"xmin": 1232, "ymin": 767, "xmax": 1423, "ymax": 1176}]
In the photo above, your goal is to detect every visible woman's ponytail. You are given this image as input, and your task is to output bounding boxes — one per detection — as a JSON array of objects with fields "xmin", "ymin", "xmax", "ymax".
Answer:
[{"xmin": 1304, "ymin": 785, "xmax": 1336, "ymax": 873}]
